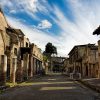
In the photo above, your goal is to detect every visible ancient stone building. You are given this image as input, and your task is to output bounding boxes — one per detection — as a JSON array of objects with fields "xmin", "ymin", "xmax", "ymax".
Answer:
[
  {"xmin": 68, "ymin": 44, "xmax": 87, "ymax": 76},
  {"xmin": 51, "ymin": 57, "xmax": 66, "ymax": 72},
  {"xmin": 29, "ymin": 43, "xmax": 43, "ymax": 77},
  {"xmin": 68, "ymin": 44, "xmax": 98, "ymax": 78},
  {"xmin": 93, "ymin": 27, "xmax": 100, "ymax": 78},
  {"xmin": 0, "ymin": 7, "xmax": 44, "ymax": 85},
  {"xmin": 6, "ymin": 28, "xmax": 20, "ymax": 82},
  {"xmin": 82, "ymin": 44, "xmax": 98, "ymax": 78},
  {"xmin": 63, "ymin": 58, "xmax": 73, "ymax": 74},
  {"xmin": 6, "ymin": 28, "xmax": 31, "ymax": 82},
  {"xmin": 0, "ymin": 8, "xmax": 10, "ymax": 85},
  {"xmin": 0, "ymin": 8, "xmax": 10, "ymax": 56}
]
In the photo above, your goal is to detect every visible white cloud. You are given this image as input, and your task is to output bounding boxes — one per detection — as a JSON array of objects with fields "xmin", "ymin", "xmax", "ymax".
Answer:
[
  {"xmin": 0, "ymin": 0, "xmax": 48, "ymax": 20},
  {"xmin": 6, "ymin": 16, "xmax": 60, "ymax": 53},
  {"xmin": 6, "ymin": 15, "xmax": 72, "ymax": 57},
  {"xmin": 49, "ymin": 2, "xmax": 99, "ymax": 56},
  {"xmin": 37, "ymin": 20, "xmax": 52, "ymax": 29},
  {"xmin": 9, "ymin": 10, "xmax": 17, "ymax": 14},
  {"xmin": 2, "ymin": 0, "xmax": 100, "ymax": 57}
]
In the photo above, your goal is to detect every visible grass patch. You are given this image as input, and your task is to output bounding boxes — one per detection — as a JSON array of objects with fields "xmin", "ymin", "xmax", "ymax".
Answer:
[
  {"xmin": 0, "ymin": 81, "xmax": 33, "ymax": 94},
  {"xmin": 6, "ymin": 81, "xmax": 33, "ymax": 87},
  {"xmin": 6, "ymin": 82, "xmax": 18, "ymax": 87},
  {"xmin": 18, "ymin": 82, "xmax": 33, "ymax": 86}
]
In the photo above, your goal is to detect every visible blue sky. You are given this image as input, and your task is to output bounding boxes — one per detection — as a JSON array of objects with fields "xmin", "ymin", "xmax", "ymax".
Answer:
[{"xmin": 0, "ymin": 0, "xmax": 99, "ymax": 56}]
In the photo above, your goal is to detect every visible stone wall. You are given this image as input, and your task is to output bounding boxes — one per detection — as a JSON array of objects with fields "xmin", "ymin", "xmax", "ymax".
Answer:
[
  {"xmin": 68, "ymin": 44, "xmax": 99, "ymax": 78},
  {"xmin": 31, "ymin": 44, "xmax": 43, "ymax": 61},
  {"xmin": 0, "ymin": 32, "xmax": 4, "ymax": 55},
  {"xmin": 0, "ymin": 11, "xmax": 8, "ymax": 30}
]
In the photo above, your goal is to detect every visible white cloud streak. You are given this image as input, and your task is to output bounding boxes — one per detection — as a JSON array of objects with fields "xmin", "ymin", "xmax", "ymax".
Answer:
[
  {"xmin": 6, "ymin": 16, "xmax": 61, "ymax": 53},
  {"xmin": 48, "ymin": 0, "xmax": 99, "ymax": 56},
  {"xmin": 1, "ymin": 0, "xmax": 100, "ymax": 56},
  {"xmin": 0, "ymin": 0, "xmax": 48, "ymax": 20}
]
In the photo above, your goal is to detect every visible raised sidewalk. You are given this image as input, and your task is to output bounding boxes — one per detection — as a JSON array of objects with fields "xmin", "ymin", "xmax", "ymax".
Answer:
[{"xmin": 78, "ymin": 78, "xmax": 100, "ymax": 93}]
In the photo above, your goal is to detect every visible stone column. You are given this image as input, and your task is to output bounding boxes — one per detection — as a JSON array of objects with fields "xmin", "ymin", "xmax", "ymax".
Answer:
[
  {"xmin": 10, "ymin": 57, "xmax": 17, "ymax": 84},
  {"xmin": 45, "ymin": 62, "xmax": 48, "ymax": 74},
  {"xmin": 82, "ymin": 63, "xmax": 85, "ymax": 78},
  {"xmin": 91, "ymin": 64, "xmax": 94, "ymax": 77},
  {"xmin": 88, "ymin": 64, "xmax": 90, "ymax": 78},
  {"xmin": 23, "ymin": 53, "xmax": 29, "ymax": 80},
  {"xmin": 36, "ymin": 60, "xmax": 38, "ymax": 74},
  {"xmin": 73, "ymin": 62, "xmax": 76, "ymax": 73},
  {"xmin": 39, "ymin": 61, "xmax": 42, "ymax": 75},
  {"xmin": 16, "ymin": 60, "xmax": 23, "ymax": 82},
  {"xmin": 20, "ymin": 60, "xmax": 24, "ymax": 82},
  {"xmin": 0, "ymin": 55, "xmax": 7, "ymax": 85},
  {"xmin": 33, "ymin": 58, "xmax": 36, "ymax": 75},
  {"xmin": 98, "ymin": 40, "xmax": 100, "ymax": 78},
  {"xmin": 29, "ymin": 56, "xmax": 33, "ymax": 77}
]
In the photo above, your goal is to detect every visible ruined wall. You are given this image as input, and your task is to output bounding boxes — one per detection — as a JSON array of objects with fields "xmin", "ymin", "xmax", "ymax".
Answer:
[
  {"xmin": 0, "ymin": 31, "xmax": 4, "ymax": 55},
  {"xmin": 0, "ymin": 11, "xmax": 8, "ymax": 30},
  {"xmin": 0, "ymin": 10, "xmax": 10, "ymax": 54},
  {"xmin": 32, "ymin": 44, "xmax": 43, "ymax": 61},
  {"xmin": 23, "ymin": 37, "xmax": 30, "ymax": 47},
  {"xmin": 78, "ymin": 47, "xmax": 86, "ymax": 58}
]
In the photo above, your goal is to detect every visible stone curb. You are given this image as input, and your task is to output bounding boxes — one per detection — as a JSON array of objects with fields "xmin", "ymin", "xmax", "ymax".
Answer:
[{"xmin": 77, "ymin": 79, "xmax": 100, "ymax": 93}]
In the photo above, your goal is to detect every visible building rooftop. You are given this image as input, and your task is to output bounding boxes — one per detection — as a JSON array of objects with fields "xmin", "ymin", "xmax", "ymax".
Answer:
[
  {"xmin": 6, "ymin": 27, "xmax": 25, "ymax": 37},
  {"xmin": 68, "ymin": 44, "xmax": 97, "ymax": 55}
]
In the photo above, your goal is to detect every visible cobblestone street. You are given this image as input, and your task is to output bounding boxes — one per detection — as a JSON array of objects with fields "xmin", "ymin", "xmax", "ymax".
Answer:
[{"xmin": 0, "ymin": 74, "xmax": 99, "ymax": 100}]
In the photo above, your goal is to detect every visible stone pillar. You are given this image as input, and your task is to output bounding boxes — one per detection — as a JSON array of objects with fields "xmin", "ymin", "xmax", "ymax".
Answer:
[
  {"xmin": 33, "ymin": 58, "xmax": 36, "ymax": 75},
  {"xmin": 82, "ymin": 63, "xmax": 85, "ymax": 78},
  {"xmin": 16, "ymin": 60, "xmax": 23, "ymax": 82},
  {"xmin": 91, "ymin": 64, "xmax": 94, "ymax": 78},
  {"xmin": 29, "ymin": 56, "xmax": 33, "ymax": 77},
  {"xmin": 20, "ymin": 60, "xmax": 24, "ymax": 82},
  {"xmin": 98, "ymin": 40, "xmax": 100, "ymax": 78},
  {"xmin": 38, "ymin": 61, "xmax": 40, "ymax": 71},
  {"xmin": 10, "ymin": 57, "xmax": 17, "ymax": 84},
  {"xmin": 36, "ymin": 60, "xmax": 38, "ymax": 74},
  {"xmin": 88, "ymin": 64, "xmax": 90, "ymax": 77},
  {"xmin": 0, "ymin": 55, "xmax": 7, "ymax": 85},
  {"xmin": 23, "ymin": 53, "xmax": 29, "ymax": 80},
  {"xmin": 39, "ymin": 61, "xmax": 42, "ymax": 74},
  {"xmin": 73, "ymin": 62, "xmax": 76, "ymax": 73},
  {"xmin": 45, "ymin": 62, "xmax": 48, "ymax": 74},
  {"xmin": 41, "ymin": 62, "xmax": 43, "ymax": 70}
]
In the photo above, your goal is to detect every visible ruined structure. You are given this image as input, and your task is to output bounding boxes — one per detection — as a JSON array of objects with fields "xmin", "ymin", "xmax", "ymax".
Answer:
[
  {"xmin": 51, "ymin": 57, "xmax": 66, "ymax": 72},
  {"xmin": 93, "ymin": 26, "xmax": 100, "ymax": 78},
  {"xmin": 0, "ymin": 8, "xmax": 44, "ymax": 85},
  {"xmin": 68, "ymin": 44, "xmax": 98, "ymax": 78},
  {"xmin": 63, "ymin": 58, "xmax": 73, "ymax": 74},
  {"xmin": 29, "ymin": 43, "xmax": 43, "ymax": 77},
  {"xmin": 0, "ymin": 8, "xmax": 10, "ymax": 85}
]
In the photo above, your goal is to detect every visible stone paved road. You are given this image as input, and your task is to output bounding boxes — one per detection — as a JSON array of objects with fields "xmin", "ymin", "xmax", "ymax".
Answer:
[{"xmin": 0, "ymin": 74, "xmax": 100, "ymax": 100}]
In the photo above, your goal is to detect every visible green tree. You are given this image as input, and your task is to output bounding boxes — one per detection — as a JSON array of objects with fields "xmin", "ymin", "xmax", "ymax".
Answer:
[
  {"xmin": 93, "ymin": 26, "xmax": 100, "ymax": 35},
  {"xmin": 44, "ymin": 42, "xmax": 57, "ymax": 71},
  {"xmin": 45, "ymin": 42, "xmax": 57, "ymax": 56}
]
